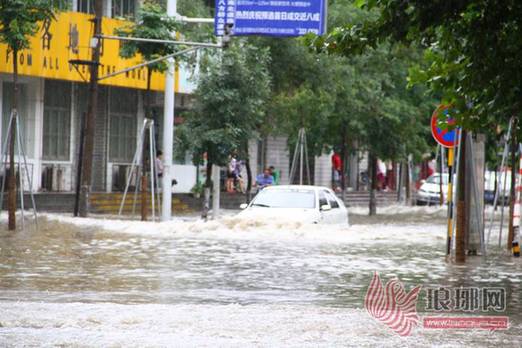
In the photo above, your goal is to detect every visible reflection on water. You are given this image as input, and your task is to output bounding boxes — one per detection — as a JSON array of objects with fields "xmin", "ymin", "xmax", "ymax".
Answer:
[{"xmin": 0, "ymin": 209, "xmax": 521, "ymax": 346}]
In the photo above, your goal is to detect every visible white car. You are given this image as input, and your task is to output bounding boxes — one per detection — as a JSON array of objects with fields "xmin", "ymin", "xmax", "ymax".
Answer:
[
  {"xmin": 238, "ymin": 185, "xmax": 349, "ymax": 225},
  {"xmin": 416, "ymin": 173, "xmax": 449, "ymax": 205}
]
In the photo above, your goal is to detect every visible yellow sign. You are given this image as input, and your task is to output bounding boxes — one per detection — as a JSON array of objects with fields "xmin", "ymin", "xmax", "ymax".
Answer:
[{"xmin": 0, "ymin": 12, "xmax": 171, "ymax": 91}]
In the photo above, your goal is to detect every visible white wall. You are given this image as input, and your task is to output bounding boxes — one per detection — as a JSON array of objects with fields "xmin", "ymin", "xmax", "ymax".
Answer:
[{"xmin": 171, "ymin": 164, "xmax": 197, "ymax": 193}]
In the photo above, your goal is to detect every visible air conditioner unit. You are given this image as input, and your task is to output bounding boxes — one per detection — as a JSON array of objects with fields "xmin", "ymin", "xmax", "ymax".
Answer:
[{"xmin": 41, "ymin": 165, "xmax": 65, "ymax": 192}]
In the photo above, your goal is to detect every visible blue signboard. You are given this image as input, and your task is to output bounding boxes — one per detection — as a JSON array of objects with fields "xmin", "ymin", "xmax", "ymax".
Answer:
[{"xmin": 215, "ymin": 0, "xmax": 326, "ymax": 37}]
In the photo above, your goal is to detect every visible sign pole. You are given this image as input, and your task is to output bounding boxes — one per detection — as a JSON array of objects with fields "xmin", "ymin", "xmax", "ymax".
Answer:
[{"xmin": 447, "ymin": 147, "xmax": 455, "ymax": 255}]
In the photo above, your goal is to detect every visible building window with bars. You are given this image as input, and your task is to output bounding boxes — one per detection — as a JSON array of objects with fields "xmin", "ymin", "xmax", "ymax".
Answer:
[
  {"xmin": 77, "ymin": 0, "xmax": 95, "ymax": 14},
  {"xmin": 43, "ymin": 80, "xmax": 71, "ymax": 161},
  {"xmin": 112, "ymin": 0, "xmax": 136, "ymax": 18},
  {"xmin": 109, "ymin": 88, "xmax": 137, "ymax": 163}
]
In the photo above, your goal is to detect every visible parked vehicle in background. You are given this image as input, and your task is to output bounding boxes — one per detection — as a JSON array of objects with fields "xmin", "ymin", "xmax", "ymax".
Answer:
[
  {"xmin": 238, "ymin": 185, "xmax": 349, "ymax": 225},
  {"xmin": 416, "ymin": 171, "xmax": 512, "ymax": 206},
  {"xmin": 484, "ymin": 170, "xmax": 511, "ymax": 205},
  {"xmin": 416, "ymin": 173, "xmax": 449, "ymax": 205}
]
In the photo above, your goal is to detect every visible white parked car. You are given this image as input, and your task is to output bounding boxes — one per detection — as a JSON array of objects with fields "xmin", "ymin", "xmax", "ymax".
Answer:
[
  {"xmin": 416, "ymin": 173, "xmax": 449, "ymax": 205},
  {"xmin": 238, "ymin": 185, "xmax": 349, "ymax": 225}
]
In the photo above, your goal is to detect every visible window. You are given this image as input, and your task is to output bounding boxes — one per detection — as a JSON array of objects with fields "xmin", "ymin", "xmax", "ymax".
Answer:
[
  {"xmin": 318, "ymin": 191, "xmax": 328, "ymax": 207},
  {"xmin": 2, "ymin": 82, "xmax": 30, "ymax": 157},
  {"xmin": 78, "ymin": 0, "xmax": 95, "ymax": 14},
  {"xmin": 251, "ymin": 189, "xmax": 316, "ymax": 209},
  {"xmin": 112, "ymin": 0, "xmax": 136, "ymax": 18},
  {"xmin": 109, "ymin": 88, "xmax": 137, "ymax": 163},
  {"xmin": 324, "ymin": 190, "xmax": 340, "ymax": 209},
  {"xmin": 43, "ymin": 80, "xmax": 71, "ymax": 161}
]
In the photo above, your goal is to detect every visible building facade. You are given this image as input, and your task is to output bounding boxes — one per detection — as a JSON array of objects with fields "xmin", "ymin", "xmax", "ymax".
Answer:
[
  {"xmin": 0, "ymin": 1, "xmax": 198, "ymax": 193},
  {"xmin": 0, "ymin": 0, "xmax": 291, "ymax": 195}
]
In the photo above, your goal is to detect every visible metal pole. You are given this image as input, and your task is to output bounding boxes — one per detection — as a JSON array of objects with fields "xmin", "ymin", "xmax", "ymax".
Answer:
[
  {"xmin": 119, "ymin": 120, "xmax": 147, "ymax": 216},
  {"xmin": 99, "ymin": 35, "xmax": 222, "ymax": 48},
  {"xmin": 16, "ymin": 117, "xmax": 25, "ymax": 230},
  {"xmin": 299, "ymin": 129, "xmax": 304, "ymax": 185},
  {"xmin": 212, "ymin": 164, "xmax": 220, "ymax": 219},
  {"xmin": 152, "ymin": 126, "xmax": 161, "ymax": 217},
  {"xmin": 161, "ymin": 0, "xmax": 177, "ymax": 221},
  {"xmin": 303, "ymin": 129, "xmax": 311, "ymax": 185},
  {"xmin": 487, "ymin": 118, "xmax": 513, "ymax": 245},
  {"xmin": 149, "ymin": 124, "xmax": 156, "ymax": 221},
  {"xmin": 289, "ymin": 131, "xmax": 300, "ymax": 184},
  {"xmin": 98, "ymin": 47, "xmax": 198, "ymax": 81},
  {"xmin": 499, "ymin": 166, "xmax": 509, "ymax": 247},
  {"xmin": 17, "ymin": 114, "xmax": 38, "ymax": 227},
  {"xmin": 0, "ymin": 112, "xmax": 15, "ymax": 211}
]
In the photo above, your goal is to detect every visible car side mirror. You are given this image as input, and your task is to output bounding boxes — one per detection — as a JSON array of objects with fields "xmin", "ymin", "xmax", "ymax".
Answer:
[
  {"xmin": 239, "ymin": 203, "xmax": 248, "ymax": 209},
  {"xmin": 320, "ymin": 204, "xmax": 331, "ymax": 212},
  {"xmin": 420, "ymin": 179, "xmax": 426, "ymax": 185}
]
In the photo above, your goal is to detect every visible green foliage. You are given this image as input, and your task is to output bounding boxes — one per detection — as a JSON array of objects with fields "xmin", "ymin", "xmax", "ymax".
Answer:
[
  {"xmin": 310, "ymin": 0, "xmax": 522, "ymax": 139},
  {"xmin": 115, "ymin": 1, "xmax": 185, "ymax": 73},
  {"xmin": 0, "ymin": 0, "xmax": 58, "ymax": 52},
  {"xmin": 264, "ymin": 1, "xmax": 435, "ymax": 162},
  {"xmin": 178, "ymin": 41, "xmax": 271, "ymax": 167}
]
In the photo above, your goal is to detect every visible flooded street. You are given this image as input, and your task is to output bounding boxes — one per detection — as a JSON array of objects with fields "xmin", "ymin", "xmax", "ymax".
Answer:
[{"xmin": 0, "ymin": 207, "xmax": 521, "ymax": 347}]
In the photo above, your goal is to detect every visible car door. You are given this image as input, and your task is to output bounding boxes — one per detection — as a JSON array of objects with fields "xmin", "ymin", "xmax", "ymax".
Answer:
[
  {"xmin": 324, "ymin": 189, "xmax": 344, "ymax": 224},
  {"xmin": 318, "ymin": 190, "xmax": 333, "ymax": 224}
]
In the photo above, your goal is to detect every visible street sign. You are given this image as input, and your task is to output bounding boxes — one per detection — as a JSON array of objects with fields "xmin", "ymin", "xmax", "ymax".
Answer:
[
  {"xmin": 431, "ymin": 105, "xmax": 460, "ymax": 148},
  {"xmin": 215, "ymin": 0, "xmax": 326, "ymax": 37}
]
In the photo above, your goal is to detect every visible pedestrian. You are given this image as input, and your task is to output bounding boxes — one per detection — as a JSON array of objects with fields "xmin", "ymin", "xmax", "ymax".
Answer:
[
  {"xmin": 255, "ymin": 167, "xmax": 274, "ymax": 190},
  {"xmin": 233, "ymin": 158, "xmax": 245, "ymax": 193},
  {"xmin": 268, "ymin": 166, "xmax": 280, "ymax": 185},
  {"xmin": 155, "ymin": 150, "xmax": 177, "ymax": 189},
  {"xmin": 331, "ymin": 150, "xmax": 342, "ymax": 192},
  {"xmin": 155, "ymin": 151, "xmax": 165, "ymax": 184},
  {"xmin": 377, "ymin": 159, "xmax": 387, "ymax": 190},
  {"xmin": 226, "ymin": 154, "xmax": 237, "ymax": 193}
]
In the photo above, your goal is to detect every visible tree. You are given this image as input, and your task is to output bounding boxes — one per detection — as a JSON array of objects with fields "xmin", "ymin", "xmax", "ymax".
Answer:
[
  {"xmin": 178, "ymin": 41, "xmax": 271, "ymax": 214},
  {"xmin": 309, "ymin": 0, "xmax": 522, "ymax": 138},
  {"xmin": 0, "ymin": 0, "xmax": 59, "ymax": 230}
]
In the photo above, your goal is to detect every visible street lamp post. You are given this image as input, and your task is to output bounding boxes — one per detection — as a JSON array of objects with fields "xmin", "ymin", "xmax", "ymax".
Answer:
[{"xmin": 161, "ymin": 0, "xmax": 177, "ymax": 221}]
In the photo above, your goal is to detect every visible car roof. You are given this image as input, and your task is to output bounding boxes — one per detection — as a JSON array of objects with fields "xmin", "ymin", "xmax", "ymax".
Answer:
[{"xmin": 263, "ymin": 185, "xmax": 332, "ymax": 192}]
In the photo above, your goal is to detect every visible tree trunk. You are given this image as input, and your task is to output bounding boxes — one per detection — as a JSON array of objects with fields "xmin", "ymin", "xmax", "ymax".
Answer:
[
  {"xmin": 202, "ymin": 158, "xmax": 212, "ymax": 219},
  {"xmin": 8, "ymin": 48, "xmax": 18, "ymax": 230},
  {"xmin": 79, "ymin": 1, "xmax": 103, "ymax": 217},
  {"xmin": 405, "ymin": 159, "xmax": 411, "ymax": 204},
  {"xmin": 508, "ymin": 119, "xmax": 518, "ymax": 250},
  {"xmin": 244, "ymin": 142, "xmax": 253, "ymax": 203},
  {"xmin": 340, "ymin": 127, "xmax": 347, "ymax": 203},
  {"xmin": 141, "ymin": 68, "xmax": 152, "ymax": 221},
  {"xmin": 456, "ymin": 130, "xmax": 467, "ymax": 263},
  {"xmin": 369, "ymin": 152, "xmax": 377, "ymax": 216}
]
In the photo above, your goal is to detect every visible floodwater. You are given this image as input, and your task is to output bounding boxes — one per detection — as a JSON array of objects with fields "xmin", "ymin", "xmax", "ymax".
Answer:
[{"xmin": 0, "ymin": 206, "xmax": 521, "ymax": 347}]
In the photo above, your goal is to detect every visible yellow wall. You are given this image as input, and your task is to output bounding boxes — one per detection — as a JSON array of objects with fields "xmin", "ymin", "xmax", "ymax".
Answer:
[{"xmin": 0, "ymin": 12, "xmax": 172, "ymax": 91}]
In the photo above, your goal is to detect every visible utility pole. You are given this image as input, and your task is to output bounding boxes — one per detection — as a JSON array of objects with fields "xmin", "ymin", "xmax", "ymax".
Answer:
[
  {"xmin": 162, "ymin": 0, "xmax": 177, "ymax": 221},
  {"xmin": 78, "ymin": 0, "xmax": 103, "ymax": 217},
  {"xmin": 508, "ymin": 118, "xmax": 518, "ymax": 250}
]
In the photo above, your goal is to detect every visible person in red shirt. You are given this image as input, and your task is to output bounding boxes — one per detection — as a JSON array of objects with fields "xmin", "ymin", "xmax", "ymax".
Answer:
[{"xmin": 332, "ymin": 150, "xmax": 342, "ymax": 192}]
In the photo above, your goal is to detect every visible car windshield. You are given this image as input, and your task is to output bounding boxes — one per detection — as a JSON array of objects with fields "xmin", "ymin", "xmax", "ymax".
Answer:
[
  {"xmin": 251, "ymin": 189, "xmax": 316, "ymax": 209},
  {"xmin": 426, "ymin": 175, "xmax": 448, "ymax": 185}
]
